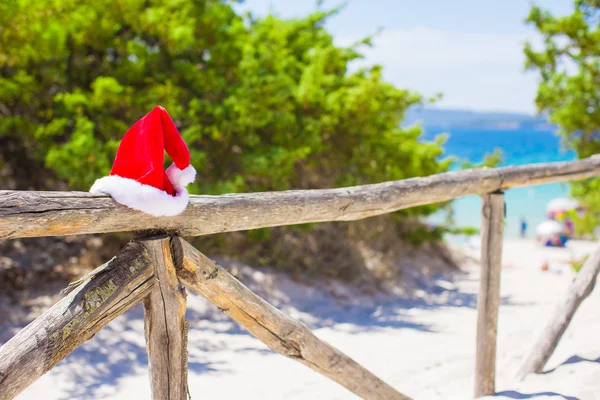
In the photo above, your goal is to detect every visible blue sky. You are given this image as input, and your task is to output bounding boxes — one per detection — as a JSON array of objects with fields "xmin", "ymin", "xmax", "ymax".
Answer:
[{"xmin": 237, "ymin": 0, "xmax": 574, "ymax": 113}]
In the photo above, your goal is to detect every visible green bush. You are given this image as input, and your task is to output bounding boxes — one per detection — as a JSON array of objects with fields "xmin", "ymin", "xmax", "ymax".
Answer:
[
  {"xmin": 524, "ymin": 1, "xmax": 600, "ymax": 230},
  {"xmin": 0, "ymin": 0, "xmax": 449, "ymax": 221}
]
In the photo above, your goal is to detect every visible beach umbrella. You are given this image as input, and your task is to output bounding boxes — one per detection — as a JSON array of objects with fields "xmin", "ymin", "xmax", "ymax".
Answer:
[
  {"xmin": 536, "ymin": 220, "xmax": 563, "ymax": 236},
  {"xmin": 546, "ymin": 197, "xmax": 579, "ymax": 213}
]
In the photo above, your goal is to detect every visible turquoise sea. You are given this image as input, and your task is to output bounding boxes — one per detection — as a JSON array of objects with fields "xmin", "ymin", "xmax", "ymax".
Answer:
[{"xmin": 422, "ymin": 126, "xmax": 577, "ymax": 238}]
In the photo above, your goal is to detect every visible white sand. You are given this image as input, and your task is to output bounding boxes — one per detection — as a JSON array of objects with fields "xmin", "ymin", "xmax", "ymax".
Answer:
[{"xmin": 12, "ymin": 238, "xmax": 600, "ymax": 400}]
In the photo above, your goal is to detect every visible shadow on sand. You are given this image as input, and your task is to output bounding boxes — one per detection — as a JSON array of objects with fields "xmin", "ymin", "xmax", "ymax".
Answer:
[
  {"xmin": 224, "ymin": 269, "xmax": 521, "ymax": 335},
  {"xmin": 543, "ymin": 355, "xmax": 600, "ymax": 374},
  {"xmin": 13, "ymin": 268, "xmax": 520, "ymax": 399},
  {"xmin": 493, "ymin": 390, "xmax": 579, "ymax": 400},
  {"xmin": 55, "ymin": 304, "xmax": 230, "ymax": 400}
]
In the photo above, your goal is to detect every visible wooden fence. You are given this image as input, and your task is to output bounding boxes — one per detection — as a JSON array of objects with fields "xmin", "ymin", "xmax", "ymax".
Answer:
[{"xmin": 2, "ymin": 155, "xmax": 600, "ymax": 399}]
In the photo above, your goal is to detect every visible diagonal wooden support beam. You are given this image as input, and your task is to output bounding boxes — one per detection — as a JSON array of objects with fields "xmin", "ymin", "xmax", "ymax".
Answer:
[
  {"xmin": 0, "ymin": 241, "xmax": 155, "ymax": 400},
  {"xmin": 516, "ymin": 240, "xmax": 600, "ymax": 380},
  {"xmin": 171, "ymin": 237, "xmax": 411, "ymax": 400}
]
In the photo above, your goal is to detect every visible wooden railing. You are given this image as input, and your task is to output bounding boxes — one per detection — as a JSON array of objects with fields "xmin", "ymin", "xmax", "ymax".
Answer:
[{"xmin": 2, "ymin": 155, "xmax": 600, "ymax": 399}]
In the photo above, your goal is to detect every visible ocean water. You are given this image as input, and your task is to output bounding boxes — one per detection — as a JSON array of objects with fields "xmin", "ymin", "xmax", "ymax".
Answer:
[{"xmin": 422, "ymin": 126, "xmax": 577, "ymax": 238}]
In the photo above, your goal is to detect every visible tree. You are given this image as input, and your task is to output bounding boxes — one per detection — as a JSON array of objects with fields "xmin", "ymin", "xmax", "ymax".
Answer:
[
  {"xmin": 0, "ymin": 1, "xmax": 448, "ymax": 215},
  {"xmin": 524, "ymin": 1, "xmax": 600, "ymax": 231}
]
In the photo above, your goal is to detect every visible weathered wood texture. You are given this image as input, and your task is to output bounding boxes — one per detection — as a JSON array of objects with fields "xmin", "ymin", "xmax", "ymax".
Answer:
[
  {"xmin": 475, "ymin": 192, "xmax": 505, "ymax": 397},
  {"xmin": 142, "ymin": 237, "xmax": 189, "ymax": 400},
  {"xmin": 2, "ymin": 156, "xmax": 600, "ymax": 239},
  {"xmin": 0, "ymin": 242, "xmax": 154, "ymax": 400},
  {"xmin": 516, "ymin": 241, "xmax": 600, "ymax": 381},
  {"xmin": 171, "ymin": 237, "xmax": 410, "ymax": 400}
]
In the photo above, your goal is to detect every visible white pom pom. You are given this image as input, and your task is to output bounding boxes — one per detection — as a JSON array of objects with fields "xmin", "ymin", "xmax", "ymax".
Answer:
[{"xmin": 166, "ymin": 163, "xmax": 196, "ymax": 188}]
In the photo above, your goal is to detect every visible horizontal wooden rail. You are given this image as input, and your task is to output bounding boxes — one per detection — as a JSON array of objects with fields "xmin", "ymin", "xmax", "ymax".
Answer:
[{"xmin": 2, "ymin": 155, "xmax": 600, "ymax": 240}]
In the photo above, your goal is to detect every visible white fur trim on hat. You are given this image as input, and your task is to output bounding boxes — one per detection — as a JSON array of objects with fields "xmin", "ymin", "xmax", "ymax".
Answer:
[
  {"xmin": 90, "ymin": 175, "xmax": 190, "ymax": 217},
  {"xmin": 166, "ymin": 163, "xmax": 196, "ymax": 188}
]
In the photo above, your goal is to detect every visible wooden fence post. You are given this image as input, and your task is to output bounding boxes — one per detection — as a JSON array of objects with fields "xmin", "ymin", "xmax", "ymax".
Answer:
[
  {"xmin": 516, "ymin": 241, "xmax": 600, "ymax": 380},
  {"xmin": 475, "ymin": 191, "xmax": 505, "ymax": 397},
  {"xmin": 141, "ymin": 237, "xmax": 189, "ymax": 400}
]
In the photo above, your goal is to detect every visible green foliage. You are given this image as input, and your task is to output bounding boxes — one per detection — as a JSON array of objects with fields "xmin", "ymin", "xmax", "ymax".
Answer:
[
  {"xmin": 0, "ymin": 0, "xmax": 450, "ymax": 220},
  {"xmin": 572, "ymin": 211, "xmax": 598, "ymax": 238},
  {"xmin": 524, "ymin": 1, "xmax": 600, "ymax": 230},
  {"xmin": 569, "ymin": 254, "xmax": 588, "ymax": 273},
  {"xmin": 460, "ymin": 148, "xmax": 503, "ymax": 169}
]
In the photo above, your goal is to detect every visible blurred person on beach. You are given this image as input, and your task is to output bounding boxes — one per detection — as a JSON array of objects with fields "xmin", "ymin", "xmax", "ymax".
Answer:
[
  {"xmin": 520, "ymin": 217, "xmax": 528, "ymax": 238},
  {"xmin": 546, "ymin": 233, "xmax": 566, "ymax": 247},
  {"xmin": 564, "ymin": 217, "xmax": 574, "ymax": 238}
]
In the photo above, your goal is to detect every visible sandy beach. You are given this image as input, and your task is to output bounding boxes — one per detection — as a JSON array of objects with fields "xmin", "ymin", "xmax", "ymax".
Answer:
[{"xmin": 9, "ymin": 237, "xmax": 600, "ymax": 400}]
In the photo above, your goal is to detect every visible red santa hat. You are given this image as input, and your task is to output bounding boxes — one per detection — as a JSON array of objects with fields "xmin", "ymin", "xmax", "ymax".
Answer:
[{"xmin": 90, "ymin": 106, "xmax": 196, "ymax": 217}]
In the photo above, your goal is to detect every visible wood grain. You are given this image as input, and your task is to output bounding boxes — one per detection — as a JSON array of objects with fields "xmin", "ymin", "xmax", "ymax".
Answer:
[
  {"xmin": 515, "ymin": 241, "xmax": 600, "ymax": 380},
  {"xmin": 474, "ymin": 192, "xmax": 505, "ymax": 397},
  {"xmin": 0, "ymin": 241, "xmax": 154, "ymax": 400},
  {"xmin": 2, "ymin": 156, "xmax": 600, "ymax": 239},
  {"xmin": 171, "ymin": 237, "xmax": 410, "ymax": 400},
  {"xmin": 142, "ymin": 237, "xmax": 189, "ymax": 400}
]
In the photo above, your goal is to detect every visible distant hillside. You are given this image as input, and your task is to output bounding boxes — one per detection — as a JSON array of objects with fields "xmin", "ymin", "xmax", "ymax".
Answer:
[{"xmin": 404, "ymin": 107, "xmax": 553, "ymax": 129}]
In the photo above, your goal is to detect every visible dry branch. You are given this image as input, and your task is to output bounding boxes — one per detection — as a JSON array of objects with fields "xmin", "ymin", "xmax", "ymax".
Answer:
[
  {"xmin": 142, "ymin": 237, "xmax": 189, "ymax": 400},
  {"xmin": 171, "ymin": 237, "xmax": 410, "ymax": 400},
  {"xmin": 2, "ymin": 156, "xmax": 600, "ymax": 239},
  {"xmin": 0, "ymin": 241, "xmax": 155, "ymax": 400},
  {"xmin": 515, "ymin": 241, "xmax": 600, "ymax": 380},
  {"xmin": 474, "ymin": 192, "xmax": 504, "ymax": 397}
]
